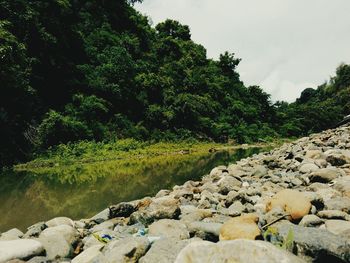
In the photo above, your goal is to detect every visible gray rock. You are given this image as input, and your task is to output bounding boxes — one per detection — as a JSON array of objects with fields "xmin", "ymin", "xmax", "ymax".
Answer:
[
  {"xmin": 0, "ymin": 228, "xmax": 23, "ymax": 241},
  {"xmin": 0, "ymin": 239, "xmax": 44, "ymax": 262},
  {"xmin": 90, "ymin": 220, "xmax": 115, "ymax": 233},
  {"xmin": 324, "ymin": 196, "xmax": 350, "ymax": 213},
  {"xmin": 174, "ymin": 240, "xmax": 305, "ymax": 263},
  {"xmin": 317, "ymin": 210, "xmax": 350, "ymax": 220},
  {"xmin": 299, "ymin": 215, "xmax": 324, "ymax": 227},
  {"xmin": 90, "ymin": 208, "xmax": 110, "ymax": 223},
  {"xmin": 187, "ymin": 222, "xmax": 222, "ymax": 241},
  {"xmin": 27, "ymin": 256, "xmax": 51, "ymax": 263},
  {"xmin": 276, "ymin": 224, "xmax": 350, "ymax": 262},
  {"xmin": 139, "ymin": 238, "xmax": 198, "ymax": 263},
  {"xmin": 325, "ymin": 220, "xmax": 350, "ymax": 235},
  {"xmin": 251, "ymin": 165, "xmax": 268, "ymax": 178},
  {"xmin": 40, "ymin": 225, "xmax": 79, "ymax": 246},
  {"xmin": 148, "ymin": 219, "xmax": 189, "ymax": 240},
  {"xmin": 23, "ymin": 222, "xmax": 47, "ymax": 238},
  {"xmin": 299, "ymin": 163, "xmax": 319, "ymax": 174},
  {"xmin": 45, "ymin": 217, "xmax": 74, "ymax": 228},
  {"xmin": 309, "ymin": 168, "xmax": 343, "ymax": 183},
  {"xmin": 38, "ymin": 233, "xmax": 72, "ymax": 260},
  {"xmin": 216, "ymin": 176, "xmax": 242, "ymax": 195},
  {"xmin": 71, "ymin": 245, "xmax": 105, "ymax": 263},
  {"xmin": 103, "ymin": 237, "xmax": 150, "ymax": 263},
  {"xmin": 334, "ymin": 176, "xmax": 350, "ymax": 197}
]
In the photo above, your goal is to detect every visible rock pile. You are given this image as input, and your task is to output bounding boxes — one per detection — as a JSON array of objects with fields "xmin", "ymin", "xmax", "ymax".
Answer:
[{"xmin": 1, "ymin": 125, "xmax": 350, "ymax": 263}]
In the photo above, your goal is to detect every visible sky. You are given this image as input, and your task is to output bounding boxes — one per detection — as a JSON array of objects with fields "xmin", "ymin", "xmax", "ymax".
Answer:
[{"xmin": 135, "ymin": 0, "xmax": 350, "ymax": 102}]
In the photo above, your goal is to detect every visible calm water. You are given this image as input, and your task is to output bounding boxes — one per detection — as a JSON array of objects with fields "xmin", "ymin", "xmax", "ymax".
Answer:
[{"xmin": 0, "ymin": 148, "xmax": 263, "ymax": 232}]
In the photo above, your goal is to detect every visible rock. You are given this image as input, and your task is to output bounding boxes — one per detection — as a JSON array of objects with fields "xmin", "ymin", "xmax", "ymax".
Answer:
[
  {"xmin": 90, "ymin": 208, "xmax": 110, "ymax": 223},
  {"xmin": 266, "ymin": 189, "xmax": 311, "ymax": 220},
  {"xmin": 324, "ymin": 196, "xmax": 350, "ymax": 213},
  {"xmin": 174, "ymin": 240, "xmax": 305, "ymax": 263},
  {"xmin": 187, "ymin": 222, "xmax": 222, "ymax": 241},
  {"xmin": 71, "ymin": 245, "xmax": 104, "ymax": 263},
  {"xmin": 179, "ymin": 206, "xmax": 213, "ymax": 224},
  {"xmin": 219, "ymin": 213, "xmax": 260, "ymax": 241},
  {"xmin": 38, "ymin": 233, "xmax": 72, "ymax": 259},
  {"xmin": 216, "ymin": 176, "xmax": 241, "ymax": 195},
  {"xmin": 103, "ymin": 237, "xmax": 150, "ymax": 263},
  {"xmin": 109, "ymin": 202, "xmax": 135, "ymax": 218},
  {"xmin": 317, "ymin": 210, "xmax": 350, "ymax": 220},
  {"xmin": 226, "ymin": 200, "xmax": 245, "ymax": 216},
  {"xmin": 325, "ymin": 220, "xmax": 350, "ymax": 235},
  {"xmin": 325, "ymin": 150, "xmax": 350, "ymax": 166},
  {"xmin": 90, "ymin": 220, "xmax": 115, "ymax": 233},
  {"xmin": 299, "ymin": 163, "xmax": 319, "ymax": 174},
  {"xmin": 0, "ymin": 239, "xmax": 44, "ymax": 262},
  {"xmin": 334, "ymin": 176, "xmax": 350, "ymax": 197},
  {"xmin": 45, "ymin": 217, "xmax": 74, "ymax": 228},
  {"xmin": 251, "ymin": 165, "xmax": 268, "ymax": 178},
  {"xmin": 27, "ymin": 256, "xmax": 51, "ymax": 263},
  {"xmin": 40, "ymin": 225, "xmax": 79, "ymax": 245},
  {"xmin": 305, "ymin": 150, "xmax": 325, "ymax": 160},
  {"xmin": 129, "ymin": 197, "xmax": 180, "ymax": 226},
  {"xmin": 299, "ymin": 215, "xmax": 324, "ymax": 227},
  {"xmin": 309, "ymin": 168, "xmax": 343, "ymax": 183},
  {"xmin": 148, "ymin": 219, "xmax": 189, "ymax": 240},
  {"xmin": 139, "ymin": 238, "xmax": 198, "ymax": 263},
  {"xmin": 276, "ymin": 224, "xmax": 350, "ymax": 262},
  {"xmin": 23, "ymin": 222, "xmax": 47, "ymax": 238},
  {"xmin": 0, "ymin": 228, "xmax": 23, "ymax": 241}
]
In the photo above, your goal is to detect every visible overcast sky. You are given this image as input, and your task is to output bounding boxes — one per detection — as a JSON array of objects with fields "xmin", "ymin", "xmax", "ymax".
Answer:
[{"xmin": 135, "ymin": 0, "xmax": 350, "ymax": 102}]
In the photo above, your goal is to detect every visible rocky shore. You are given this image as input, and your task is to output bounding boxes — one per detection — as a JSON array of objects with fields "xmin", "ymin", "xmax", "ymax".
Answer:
[{"xmin": 1, "ymin": 125, "xmax": 350, "ymax": 263}]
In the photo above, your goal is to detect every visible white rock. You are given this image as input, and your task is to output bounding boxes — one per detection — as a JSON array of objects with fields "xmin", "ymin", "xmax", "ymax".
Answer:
[
  {"xmin": 46, "ymin": 217, "xmax": 74, "ymax": 227},
  {"xmin": 0, "ymin": 239, "xmax": 44, "ymax": 262},
  {"xmin": 71, "ymin": 245, "xmax": 104, "ymax": 263}
]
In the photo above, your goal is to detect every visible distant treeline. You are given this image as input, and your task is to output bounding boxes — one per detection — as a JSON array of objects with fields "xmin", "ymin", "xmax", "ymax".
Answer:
[{"xmin": 1, "ymin": 0, "xmax": 349, "ymax": 166}]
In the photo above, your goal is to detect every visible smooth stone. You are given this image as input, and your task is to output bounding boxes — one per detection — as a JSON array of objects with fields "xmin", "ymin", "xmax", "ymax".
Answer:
[
  {"xmin": 71, "ymin": 245, "xmax": 104, "ymax": 263},
  {"xmin": 174, "ymin": 240, "xmax": 305, "ymax": 263},
  {"xmin": 276, "ymin": 224, "xmax": 350, "ymax": 262},
  {"xmin": 219, "ymin": 213, "xmax": 260, "ymax": 241},
  {"xmin": 187, "ymin": 222, "xmax": 222, "ymax": 241},
  {"xmin": 266, "ymin": 189, "xmax": 311, "ymax": 220},
  {"xmin": 103, "ymin": 237, "xmax": 150, "ymax": 263},
  {"xmin": 334, "ymin": 176, "xmax": 350, "ymax": 197},
  {"xmin": 0, "ymin": 239, "xmax": 44, "ymax": 262},
  {"xmin": 90, "ymin": 208, "xmax": 110, "ymax": 223},
  {"xmin": 216, "ymin": 176, "xmax": 242, "ymax": 194},
  {"xmin": 0, "ymin": 228, "xmax": 24, "ymax": 241},
  {"xmin": 45, "ymin": 217, "xmax": 74, "ymax": 228},
  {"xmin": 299, "ymin": 215, "xmax": 323, "ymax": 227},
  {"xmin": 90, "ymin": 220, "xmax": 115, "ymax": 233},
  {"xmin": 38, "ymin": 234, "xmax": 72, "ymax": 260},
  {"xmin": 317, "ymin": 210, "xmax": 350, "ymax": 220},
  {"xmin": 40, "ymin": 225, "xmax": 79, "ymax": 245},
  {"xmin": 139, "ymin": 238, "xmax": 199, "ymax": 263},
  {"xmin": 23, "ymin": 222, "xmax": 47, "ymax": 238},
  {"xmin": 325, "ymin": 220, "xmax": 350, "ymax": 235},
  {"xmin": 324, "ymin": 196, "xmax": 350, "ymax": 213},
  {"xmin": 299, "ymin": 163, "xmax": 319, "ymax": 174},
  {"xmin": 309, "ymin": 168, "xmax": 343, "ymax": 183},
  {"xmin": 148, "ymin": 219, "xmax": 189, "ymax": 240}
]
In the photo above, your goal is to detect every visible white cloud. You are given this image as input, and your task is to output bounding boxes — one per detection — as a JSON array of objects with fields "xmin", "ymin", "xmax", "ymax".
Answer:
[{"xmin": 135, "ymin": 0, "xmax": 350, "ymax": 102}]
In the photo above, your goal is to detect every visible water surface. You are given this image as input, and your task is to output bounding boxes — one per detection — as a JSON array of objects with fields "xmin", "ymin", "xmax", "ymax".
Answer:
[{"xmin": 0, "ymin": 148, "xmax": 263, "ymax": 232}]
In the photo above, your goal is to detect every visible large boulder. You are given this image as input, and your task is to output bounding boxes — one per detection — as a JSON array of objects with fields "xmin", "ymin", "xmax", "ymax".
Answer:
[
  {"xmin": 0, "ymin": 239, "xmax": 44, "ymax": 262},
  {"xmin": 219, "ymin": 213, "xmax": 260, "ymax": 241},
  {"xmin": 71, "ymin": 245, "xmax": 105, "ymax": 263},
  {"xmin": 0, "ymin": 228, "xmax": 23, "ymax": 241},
  {"xmin": 174, "ymin": 240, "xmax": 305, "ymax": 263},
  {"xmin": 45, "ymin": 217, "xmax": 74, "ymax": 228},
  {"xmin": 276, "ymin": 224, "xmax": 350, "ymax": 262},
  {"xmin": 266, "ymin": 189, "xmax": 311, "ymax": 220},
  {"xmin": 148, "ymin": 219, "xmax": 189, "ymax": 240}
]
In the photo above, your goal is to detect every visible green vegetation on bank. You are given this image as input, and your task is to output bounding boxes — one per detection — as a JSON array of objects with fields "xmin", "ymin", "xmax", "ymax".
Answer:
[{"xmin": 1, "ymin": 0, "xmax": 349, "ymax": 167}]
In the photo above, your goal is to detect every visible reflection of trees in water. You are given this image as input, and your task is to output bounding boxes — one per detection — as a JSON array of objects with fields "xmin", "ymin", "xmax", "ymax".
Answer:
[{"xmin": 0, "ymin": 147, "xmax": 265, "ymax": 232}]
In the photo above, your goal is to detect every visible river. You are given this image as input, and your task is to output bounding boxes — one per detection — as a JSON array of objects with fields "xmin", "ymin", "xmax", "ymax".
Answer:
[{"xmin": 0, "ymin": 147, "xmax": 265, "ymax": 232}]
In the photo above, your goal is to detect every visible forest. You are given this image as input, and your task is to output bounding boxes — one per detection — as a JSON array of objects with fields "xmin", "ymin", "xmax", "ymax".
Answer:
[{"xmin": 1, "ymin": 0, "xmax": 350, "ymax": 167}]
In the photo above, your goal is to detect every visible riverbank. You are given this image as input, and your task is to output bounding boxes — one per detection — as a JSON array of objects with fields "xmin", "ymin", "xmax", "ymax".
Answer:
[{"xmin": 1, "ymin": 126, "xmax": 349, "ymax": 262}]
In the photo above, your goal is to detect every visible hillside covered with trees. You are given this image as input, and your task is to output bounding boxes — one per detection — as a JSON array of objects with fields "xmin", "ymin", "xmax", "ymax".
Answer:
[{"xmin": 1, "ymin": 0, "xmax": 349, "ymax": 167}]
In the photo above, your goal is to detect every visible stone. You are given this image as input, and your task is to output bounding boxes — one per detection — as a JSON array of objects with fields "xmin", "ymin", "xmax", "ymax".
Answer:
[
  {"xmin": 325, "ymin": 150, "xmax": 350, "ymax": 166},
  {"xmin": 216, "ymin": 176, "xmax": 241, "ymax": 194},
  {"xmin": 305, "ymin": 150, "xmax": 325, "ymax": 160},
  {"xmin": 174, "ymin": 240, "xmax": 305, "ymax": 263},
  {"xmin": 324, "ymin": 196, "xmax": 350, "ymax": 213},
  {"xmin": 179, "ymin": 206, "xmax": 212, "ymax": 224},
  {"xmin": 299, "ymin": 163, "xmax": 319, "ymax": 174},
  {"xmin": 309, "ymin": 168, "xmax": 343, "ymax": 183},
  {"xmin": 139, "ymin": 238, "xmax": 198, "ymax": 263},
  {"xmin": 38, "ymin": 233, "xmax": 72, "ymax": 259},
  {"xmin": 40, "ymin": 225, "xmax": 79, "ymax": 245},
  {"xmin": 71, "ymin": 245, "xmax": 104, "ymax": 263},
  {"xmin": 266, "ymin": 189, "xmax": 311, "ymax": 220},
  {"xmin": 334, "ymin": 176, "xmax": 350, "ymax": 197},
  {"xmin": 276, "ymin": 224, "xmax": 350, "ymax": 262},
  {"xmin": 109, "ymin": 202, "xmax": 135, "ymax": 218},
  {"xmin": 103, "ymin": 237, "xmax": 150, "ymax": 263},
  {"xmin": 90, "ymin": 208, "xmax": 110, "ymax": 223},
  {"xmin": 90, "ymin": 220, "xmax": 115, "ymax": 233},
  {"xmin": 219, "ymin": 213, "xmax": 260, "ymax": 241},
  {"xmin": 226, "ymin": 200, "xmax": 245, "ymax": 216},
  {"xmin": 0, "ymin": 239, "xmax": 44, "ymax": 262},
  {"xmin": 317, "ymin": 210, "xmax": 350, "ymax": 220},
  {"xmin": 45, "ymin": 217, "xmax": 74, "ymax": 228},
  {"xmin": 0, "ymin": 228, "xmax": 23, "ymax": 241},
  {"xmin": 299, "ymin": 215, "xmax": 323, "ymax": 227},
  {"xmin": 23, "ymin": 222, "xmax": 47, "ymax": 238},
  {"xmin": 251, "ymin": 165, "xmax": 268, "ymax": 178},
  {"xmin": 325, "ymin": 220, "xmax": 350, "ymax": 235},
  {"xmin": 187, "ymin": 222, "xmax": 222, "ymax": 241},
  {"xmin": 148, "ymin": 219, "xmax": 189, "ymax": 240}
]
